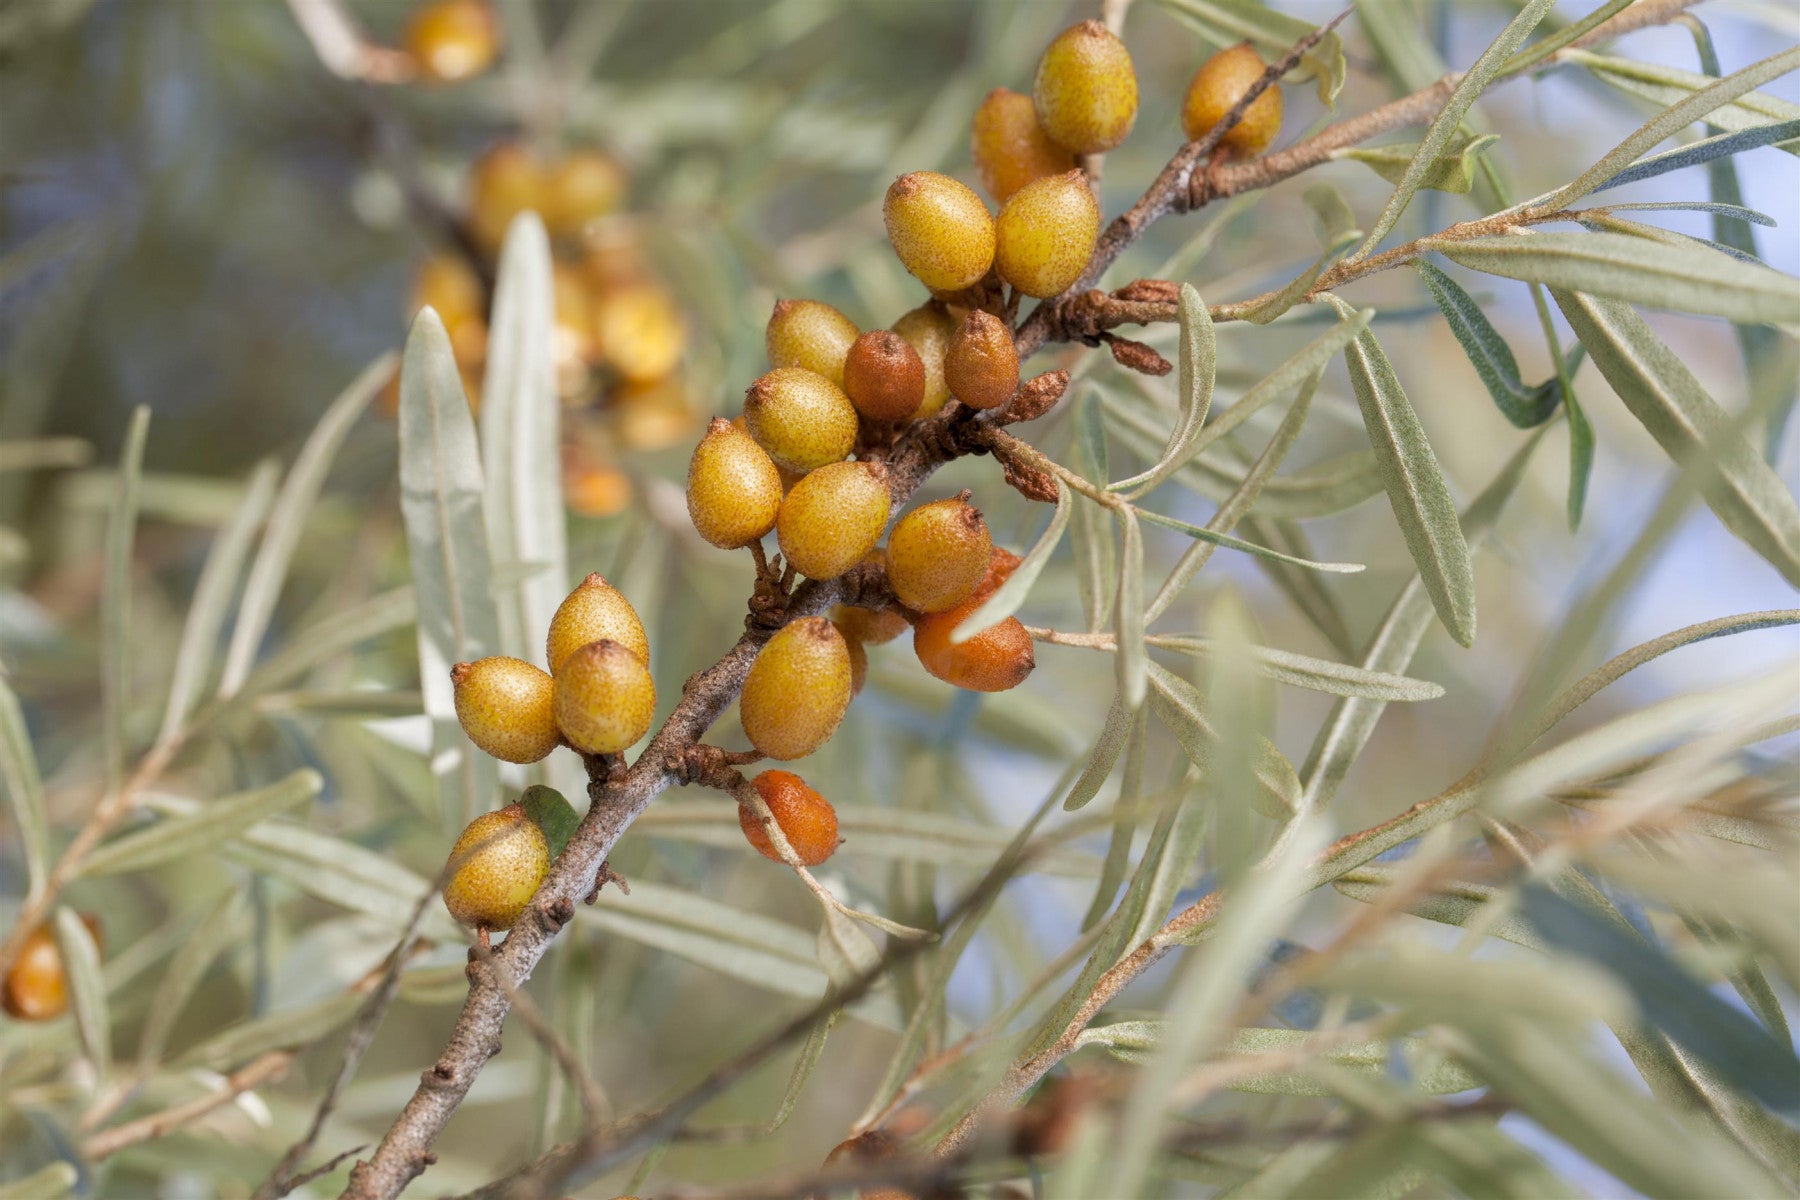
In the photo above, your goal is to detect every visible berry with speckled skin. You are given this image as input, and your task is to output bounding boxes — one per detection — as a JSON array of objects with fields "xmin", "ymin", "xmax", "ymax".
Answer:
[
  {"xmin": 741, "ymin": 617, "xmax": 852, "ymax": 760},
  {"xmin": 1033, "ymin": 20, "xmax": 1138, "ymax": 155},
  {"xmin": 442, "ymin": 804, "xmax": 548, "ymax": 931},
  {"xmin": 945, "ymin": 310, "xmax": 1020, "ymax": 411},
  {"xmin": 405, "ymin": 0, "xmax": 500, "ymax": 84},
  {"xmin": 972, "ymin": 87, "xmax": 1077, "ymax": 203},
  {"xmin": 995, "ymin": 170, "xmax": 1100, "ymax": 299},
  {"xmin": 592, "ymin": 285, "xmax": 685, "ymax": 385},
  {"xmin": 1182, "ymin": 43, "xmax": 1282, "ymax": 158},
  {"xmin": 912, "ymin": 547, "xmax": 1034, "ymax": 691},
  {"xmin": 687, "ymin": 418, "xmax": 783, "ymax": 549},
  {"xmin": 548, "ymin": 573, "xmax": 648, "ymax": 672},
  {"xmin": 883, "ymin": 173, "xmax": 996, "ymax": 294},
  {"xmin": 544, "ymin": 148, "xmax": 626, "ymax": 238},
  {"xmin": 891, "ymin": 304, "xmax": 958, "ymax": 418},
  {"xmin": 776, "ymin": 461, "xmax": 890, "ymax": 581},
  {"xmin": 743, "ymin": 367, "xmax": 858, "ymax": 474},
  {"xmin": 843, "ymin": 330, "xmax": 925, "ymax": 422},
  {"xmin": 468, "ymin": 142, "xmax": 543, "ymax": 255},
  {"xmin": 554, "ymin": 639, "xmax": 656, "ymax": 754},
  {"xmin": 887, "ymin": 494, "xmax": 993, "ymax": 613},
  {"xmin": 451, "ymin": 657, "xmax": 560, "ymax": 763},
  {"xmin": 766, "ymin": 300, "xmax": 859, "ymax": 387},
  {"xmin": 3, "ymin": 916, "xmax": 101, "ymax": 1022},
  {"xmin": 739, "ymin": 770, "xmax": 841, "ymax": 865},
  {"xmin": 834, "ymin": 602, "xmax": 909, "ymax": 645}
]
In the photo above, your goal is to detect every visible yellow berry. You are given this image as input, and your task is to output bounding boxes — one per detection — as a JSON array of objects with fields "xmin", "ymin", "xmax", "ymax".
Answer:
[
  {"xmin": 554, "ymin": 639, "xmax": 656, "ymax": 755},
  {"xmin": 614, "ymin": 376, "xmax": 697, "ymax": 452},
  {"xmin": 743, "ymin": 367, "xmax": 858, "ymax": 474},
  {"xmin": 552, "ymin": 263, "xmax": 597, "ymax": 394},
  {"xmin": 544, "ymin": 148, "xmax": 627, "ymax": 239},
  {"xmin": 442, "ymin": 804, "xmax": 548, "ymax": 931},
  {"xmin": 548, "ymin": 573, "xmax": 648, "ymax": 672},
  {"xmin": 891, "ymin": 304, "xmax": 957, "ymax": 419},
  {"xmin": 592, "ymin": 285, "xmax": 685, "ymax": 385},
  {"xmin": 995, "ymin": 170, "xmax": 1100, "ymax": 300},
  {"xmin": 886, "ymin": 494, "xmax": 993, "ymax": 613},
  {"xmin": 739, "ymin": 770, "xmax": 840, "ymax": 866},
  {"xmin": 565, "ymin": 462, "xmax": 632, "ymax": 518},
  {"xmin": 843, "ymin": 330, "xmax": 926, "ymax": 422},
  {"xmin": 776, "ymin": 461, "xmax": 891, "ymax": 581},
  {"xmin": 944, "ymin": 309, "xmax": 1020, "ymax": 411},
  {"xmin": 882, "ymin": 172, "xmax": 996, "ymax": 294},
  {"xmin": 3, "ymin": 916, "xmax": 101, "ymax": 1022},
  {"xmin": 833, "ymin": 602, "xmax": 909, "ymax": 646},
  {"xmin": 404, "ymin": 0, "xmax": 501, "ymax": 84},
  {"xmin": 687, "ymin": 417, "xmax": 783, "ymax": 549},
  {"xmin": 1032, "ymin": 20, "xmax": 1138, "ymax": 155},
  {"xmin": 740, "ymin": 617, "xmax": 852, "ymax": 760},
  {"xmin": 468, "ymin": 142, "xmax": 544, "ymax": 256},
  {"xmin": 451, "ymin": 657, "xmax": 560, "ymax": 764},
  {"xmin": 1182, "ymin": 43, "xmax": 1283, "ymax": 158},
  {"xmin": 971, "ymin": 87, "xmax": 1077, "ymax": 203},
  {"xmin": 766, "ymin": 299, "xmax": 859, "ymax": 388}
]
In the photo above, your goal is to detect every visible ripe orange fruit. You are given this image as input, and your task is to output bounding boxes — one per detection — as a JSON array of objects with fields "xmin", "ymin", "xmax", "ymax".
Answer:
[{"xmin": 739, "ymin": 770, "xmax": 841, "ymax": 866}]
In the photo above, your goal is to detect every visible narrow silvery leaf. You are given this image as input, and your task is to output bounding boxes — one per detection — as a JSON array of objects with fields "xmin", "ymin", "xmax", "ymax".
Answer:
[
  {"xmin": 953, "ymin": 479, "xmax": 1069, "ymax": 644},
  {"xmin": 136, "ymin": 890, "xmax": 243, "ymax": 1069},
  {"xmin": 1070, "ymin": 391, "xmax": 1115, "ymax": 632},
  {"xmin": 177, "ymin": 991, "xmax": 366, "ymax": 1071},
  {"xmin": 399, "ymin": 309, "xmax": 503, "ymax": 823},
  {"xmin": 1356, "ymin": 0, "xmax": 1555, "ymax": 255},
  {"xmin": 1156, "ymin": 0, "xmax": 1346, "ymax": 104},
  {"xmin": 1413, "ymin": 260, "xmax": 1540, "ymax": 425},
  {"xmin": 0, "ymin": 1164, "xmax": 77, "ymax": 1200},
  {"xmin": 1340, "ymin": 132, "xmax": 1499, "ymax": 194},
  {"xmin": 1594, "ymin": 118, "xmax": 1800, "ymax": 193},
  {"xmin": 1206, "ymin": 588, "xmax": 1273, "ymax": 872},
  {"xmin": 1061, "ymin": 691, "xmax": 1133, "ymax": 813},
  {"xmin": 1080, "ymin": 1023, "xmax": 1483, "ymax": 1095},
  {"xmin": 1148, "ymin": 636, "xmax": 1444, "ymax": 701},
  {"xmin": 1439, "ymin": 231, "xmax": 1800, "ymax": 326},
  {"xmin": 102, "ymin": 405, "xmax": 150, "ymax": 791},
  {"xmin": 54, "ymin": 908, "xmax": 110, "ymax": 1077},
  {"xmin": 246, "ymin": 585, "xmax": 415, "ymax": 695},
  {"xmin": 0, "ymin": 674, "xmax": 49, "ymax": 899},
  {"xmin": 1115, "ymin": 507, "xmax": 1146, "ymax": 709},
  {"xmin": 1135, "ymin": 507, "xmax": 1363, "ymax": 574},
  {"xmin": 218, "ymin": 354, "xmax": 393, "ymax": 697},
  {"xmin": 1112, "ymin": 283, "xmax": 1214, "ymax": 498},
  {"xmin": 81, "ymin": 769, "xmax": 322, "ymax": 877},
  {"xmin": 1149, "ymin": 661, "xmax": 1301, "ymax": 815},
  {"xmin": 1595, "ymin": 200, "xmax": 1775, "ymax": 225},
  {"xmin": 1499, "ymin": 0, "xmax": 1631, "ymax": 75},
  {"xmin": 1554, "ymin": 289, "xmax": 1800, "ymax": 587}
]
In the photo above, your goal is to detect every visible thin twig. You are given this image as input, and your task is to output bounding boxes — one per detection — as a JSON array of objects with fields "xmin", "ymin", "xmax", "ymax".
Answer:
[{"xmin": 82, "ymin": 1051, "xmax": 293, "ymax": 1161}]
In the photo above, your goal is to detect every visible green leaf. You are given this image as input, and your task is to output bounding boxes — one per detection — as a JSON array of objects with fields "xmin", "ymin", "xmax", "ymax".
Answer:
[
  {"xmin": 1595, "ymin": 199, "xmax": 1775, "ymax": 225},
  {"xmin": 1070, "ymin": 391, "xmax": 1115, "ymax": 632},
  {"xmin": 81, "ymin": 769, "xmax": 323, "ymax": 877},
  {"xmin": 1134, "ymin": 507, "xmax": 1363, "ymax": 574},
  {"xmin": 520, "ymin": 785, "xmax": 581, "ymax": 858},
  {"xmin": 1147, "ymin": 637, "xmax": 1444, "ymax": 702},
  {"xmin": 1112, "ymin": 283, "xmax": 1215, "ymax": 498},
  {"xmin": 1340, "ymin": 323, "xmax": 1477, "ymax": 647},
  {"xmin": 0, "ymin": 672, "xmax": 49, "ymax": 899},
  {"xmin": 1499, "ymin": 0, "xmax": 1632, "ymax": 75},
  {"xmin": 54, "ymin": 907, "xmax": 110, "ymax": 1077},
  {"xmin": 1080, "ymin": 1023, "xmax": 1483, "ymax": 1096},
  {"xmin": 1414, "ymin": 260, "xmax": 1558, "ymax": 428},
  {"xmin": 177, "ymin": 990, "xmax": 365, "ymax": 1071},
  {"xmin": 1439, "ymin": 231, "xmax": 1800, "ymax": 326},
  {"xmin": 1148, "ymin": 661, "xmax": 1300, "ymax": 816},
  {"xmin": 1566, "ymin": 387, "xmax": 1595, "ymax": 529},
  {"xmin": 221, "ymin": 818, "xmax": 458, "ymax": 939},
  {"xmin": 1115, "ymin": 507, "xmax": 1146, "ymax": 710},
  {"xmin": 1339, "ymin": 132, "xmax": 1499, "ymax": 194},
  {"xmin": 399, "ymin": 309, "xmax": 504, "ymax": 823},
  {"xmin": 245, "ymin": 585, "xmax": 416, "ymax": 695},
  {"xmin": 1061, "ymin": 691, "xmax": 1133, "ymax": 813},
  {"xmin": 1553, "ymin": 289, "xmax": 1800, "ymax": 587},
  {"xmin": 1156, "ymin": 0, "xmax": 1347, "ymax": 105},
  {"xmin": 0, "ymin": 1164, "xmax": 77, "ymax": 1200},
  {"xmin": 134, "ymin": 890, "xmax": 244, "ymax": 1070},
  {"xmin": 952, "ymin": 479, "xmax": 1069, "ymax": 644},
  {"xmin": 101, "ymin": 405, "xmax": 150, "ymax": 790},
  {"xmin": 1356, "ymin": 0, "xmax": 1556, "ymax": 256},
  {"xmin": 1595, "ymin": 117, "xmax": 1800, "ymax": 193},
  {"xmin": 217, "ymin": 354, "xmax": 393, "ymax": 697}
]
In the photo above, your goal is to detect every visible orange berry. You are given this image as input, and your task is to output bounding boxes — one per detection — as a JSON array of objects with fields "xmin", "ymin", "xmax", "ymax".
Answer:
[
  {"xmin": 548, "ymin": 573, "xmax": 648, "ymax": 672},
  {"xmin": 1032, "ymin": 20, "xmax": 1138, "ymax": 155},
  {"xmin": 971, "ymin": 87, "xmax": 1077, "ymax": 203},
  {"xmin": 592, "ymin": 285, "xmax": 685, "ymax": 385},
  {"xmin": 833, "ymin": 603, "xmax": 909, "ymax": 646},
  {"xmin": 739, "ymin": 770, "xmax": 841, "ymax": 866},
  {"xmin": 544, "ymin": 148, "xmax": 627, "ymax": 239},
  {"xmin": 2, "ymin": 916, "xmax": 101, "ymax": 1022},
  {"xmin": 886, "ymin": 494, "xmax": 994, "ymax": 613},
  {"xmin": 404, "ymin": 0, "xmax": 501, "ymax": 84},
  {"xmin": 740, "ymin": 618, "xmax": 853, "ymax": 760},
  {"xmin": 776, "ymin": 461, "xmax": 891, "ymax": 580},
  {"xmin": 913, "ymin": 601, "xmax": 1035, "ymax": 693},
  {"xmin": 766, "ymin": 299, "xmax": 859, "ymax": 388},
  {"xmin": 410, "ymin": 252, "xmax": 485, "ymax": 334},
  {"xmin": 843, "ymin": 330, "xmax": 926, "ymax": 422},
  {"xmin": 891, "ymin": 304, "xmax": 957, "ymax": 419},
  {"xmin": 451, "ymin": 657, "xmax": 560, "ymax": 764},
  {"xmin": 553, "ymin": 639, "xmax": 656, "ymax": 754},
  {"xmin": 442, "ymin": 804, "xmax": 548, "ymax": 930},
  {"xmin": 564, "ymin": 464, "xmax": 632, "ymax": 517},
  {"xmin": 687, "ymin": 417, "xmax": 783, "ymax": 549},
  {"xmin": 743, "ymin": 367, "xmax": 858, "ymax": 474},
  {"xmin": 882, "ymin": 172, "xmax": 996, "ymax": 294},
  {"xmin": 944, "ymin": 309, "xmax": 1020, "ymax": 411},
  {"xmin": 995, "ymin": 170, "xmax": 1100, "ymax": 299},
  {"xmin": 468, "ymin": 142, "xmax": 545, "ymax": 256},
  {"xmin": 1182, "ymin": 43, "xmax": 1282, "ymax": 158}
]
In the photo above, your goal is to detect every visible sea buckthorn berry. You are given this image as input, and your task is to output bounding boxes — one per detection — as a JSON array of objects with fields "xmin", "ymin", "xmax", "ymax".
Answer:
[
  {"xmin": 975, "ymin": 546, "xmax": 1025, "ymax": 599},
  {"xmin": 843, "ymin": 331, "xmax": 926, "ymax": 422},
  {"xmin": 740, "ymin": 618, "xmax": 852, "ymax": 760},
  {"xmin": 913, "ymin": 601, "xmax": 1036, "ymax": 693},
  {"xmin": 548, "ymin": 573, "xmax": 648, "ymax": 671},
  {"xmin": 565, "ymin": 462, "xmax": 632, "ymax": 517},
  {"xmin": 615, "ymin": 377, "xmax": 697, "ymax": 452},
  {"xmin": 887, "ymin": 494, "xmax": 994, "ymax": 613},
  {"xmin": 593, "ymin": 285, "xmax": 685, "ymax": 385},
  {"xmin": 1033, "ymin": 20, "xmax": 1138, "ymax": 155},
  {"xmin": 972, "ymin": 87, "xmax": 1078, "ymax": 204},
  {"xmin": 844, "ymin": 632, "xmax": 869, "ymax": 696},
  {"xmin": 834, "ymin": 603, "xmax": 909, "ymax": 645},
  {"xmin": 766, "ymin": 299, "xmax": 859, "ymax": 388},
  {"xmin": 739, "ymin": 770, "xmax": 841, "ymax": 866},
  {"xmin": 2, "ymin": 916, "xmax": 100, "ymax": 1022},
  {"xmin": 469, "ymin": 142, "xmax": 545, "ymax": 255},
  {"xmin": 945, "ymin": 310, "xmax": 1020, "ymax": 411},
  {"xmin": 687, "ymin": 417, "xmax": 783, "ymax": 549},
  {"xmin": 404, "ymin": 0, "xmax": 501, "ymax": 84},
  {"xmin": 552, "ymin": 263, "xmax": 597, "ymax": 394},
  {"xmin": 891, "ymin": 304, "xmax": 957, "ymax": 418},
  {"xmin": 995, "ymin": 170, "xmax": 1100, "ymax": 299},
  {"xmin": 776, "ymin": 461, "xmax": 891, "ymax": 580},
  {"xmin": 544, "ymin": 148, "xmax": 627, "ymax": 239},
  {"xmin": 451, "ymin": 657, "xmax": 560, "ymax": 764},
  {"xmin": 744, "ymin": 367, "xmax": 859, "ymax": 474},
  {"xmin": 554, "ymin": 639, "xmax": 656, "ymax": 754},
  {"xmin": 442, "ymin": 804, "xmax": 548, "ymax": 931},
  {"xmin": 1182, "ymin": 43, "xmax": 1282, "ymax": 158},
  {"xmin": 410, "ymin": 253, "xmax": 485, "ymax": 333},
  {"xmin": 882, "ymin": 172, "xmax": 996, "ymax": 294}
]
